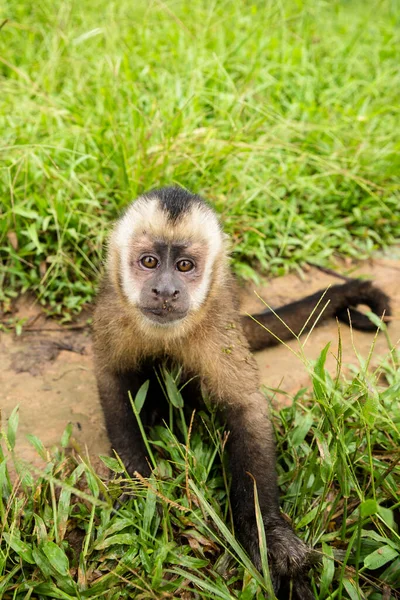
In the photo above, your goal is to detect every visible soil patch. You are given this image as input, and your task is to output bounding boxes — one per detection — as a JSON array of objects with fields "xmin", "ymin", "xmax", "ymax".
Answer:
[{"xmin": 1, "ymin": 254, "xmax": 399, "ymax": 470}]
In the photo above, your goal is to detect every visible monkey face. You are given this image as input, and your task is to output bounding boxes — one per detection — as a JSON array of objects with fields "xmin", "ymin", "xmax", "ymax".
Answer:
[
  {"xmin": 129, "ymin": 240, "xmax": 203, "ymax": 325},
  {"xmin": 110, "ymin": 190, "xmax": 226, "ymax": 326}
]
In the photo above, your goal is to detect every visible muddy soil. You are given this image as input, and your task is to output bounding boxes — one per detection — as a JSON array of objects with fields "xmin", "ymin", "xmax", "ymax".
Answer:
[{"xmin": 1, "ymin": 254, "xmax": 399, "ymax": 472}]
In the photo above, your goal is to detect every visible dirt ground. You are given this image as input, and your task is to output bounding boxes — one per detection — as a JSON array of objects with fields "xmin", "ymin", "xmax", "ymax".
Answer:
[{"xmin": 1, "ymin": 253, "xmax": 399, "ymax": 473}]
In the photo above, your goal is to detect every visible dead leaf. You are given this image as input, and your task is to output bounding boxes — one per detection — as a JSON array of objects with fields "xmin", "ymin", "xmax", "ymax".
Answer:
[
  {"xmin": 39, "ymin": 261, "xmax": 47, "ymax": 277},
  {"xmin": 7, "ymin": 231, "xmax": 18, "ymax": 250}
]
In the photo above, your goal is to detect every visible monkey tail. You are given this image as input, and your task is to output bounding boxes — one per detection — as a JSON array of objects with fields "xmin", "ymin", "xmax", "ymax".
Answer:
[
  {"xmin": 335, "ymin": 280, "xmax": 391, "ymax": 331},
  {"xmin": 241, "ymin": 279, "xmax": 391, "ymax": 352}
]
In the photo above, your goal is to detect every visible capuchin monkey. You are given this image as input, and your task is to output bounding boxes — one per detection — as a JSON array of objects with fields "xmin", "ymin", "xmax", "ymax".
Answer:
[{"xmin": 93, "ymin": 187, "xmax": 390, "ymax": 599}]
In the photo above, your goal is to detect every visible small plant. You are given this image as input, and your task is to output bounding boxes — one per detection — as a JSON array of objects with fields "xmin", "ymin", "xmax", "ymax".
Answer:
[{"xmin": 1, "ymin": 344, "xmax": 399, "ymax": 599}]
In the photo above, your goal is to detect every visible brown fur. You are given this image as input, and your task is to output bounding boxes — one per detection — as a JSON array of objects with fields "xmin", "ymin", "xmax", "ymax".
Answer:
[{"xmin": 93, "ymin": 188, "xmax": 390, "ymax": 600}]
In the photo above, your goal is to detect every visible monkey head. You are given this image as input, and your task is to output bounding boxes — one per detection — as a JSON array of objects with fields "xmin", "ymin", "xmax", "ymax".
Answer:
[{"xmin": 108, "ymin": 187, "xmax": 226, "ymax": 327}]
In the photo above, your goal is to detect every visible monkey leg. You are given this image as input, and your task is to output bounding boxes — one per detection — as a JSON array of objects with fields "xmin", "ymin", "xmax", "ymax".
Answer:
[
  {"xmin": 224, "ymin": 395, "xmax": 315, "ymax": 599},
  {"xmin": 96, "ymin": 369, "xmax": 151, "ymax": 477}
]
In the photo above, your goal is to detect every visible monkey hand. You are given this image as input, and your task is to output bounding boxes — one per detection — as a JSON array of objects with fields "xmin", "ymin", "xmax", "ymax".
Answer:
[{"xmin": 243, "ymin": 517, "xmax": 317, "ymax": 600}]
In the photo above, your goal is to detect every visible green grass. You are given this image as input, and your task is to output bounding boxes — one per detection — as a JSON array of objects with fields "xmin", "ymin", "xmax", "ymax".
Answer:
[
  {"xmin": 1, "ymin": 1, "xmax": 399, "ymax": 597},
  {"xmin": 1, "ymin": 342, "xmax": 399, "ymax": 599},
  {"xmin": 1, "ymin": 0, "xmax": 399, "ymax": 314}
]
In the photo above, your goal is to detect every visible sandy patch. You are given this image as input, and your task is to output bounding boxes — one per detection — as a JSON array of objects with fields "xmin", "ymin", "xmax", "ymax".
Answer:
[{"xmin": 1, "ymin": 254, "xmax": 399, "ymax": 469}]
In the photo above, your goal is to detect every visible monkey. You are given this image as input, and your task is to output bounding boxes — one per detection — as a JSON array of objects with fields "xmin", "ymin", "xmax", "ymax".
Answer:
[{"xmin": 93, "ymin": 186, "xmax": 390, "ymax": 599}]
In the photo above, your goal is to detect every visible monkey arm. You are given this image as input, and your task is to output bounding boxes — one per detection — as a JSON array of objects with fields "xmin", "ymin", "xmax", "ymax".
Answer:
[
  {"xmin": 223, "ymin": 394, "xmax": 314, "ymax": 598},
  {"xmin": 194, "ymin": 329, "xmax": 314, "ymax": 598},
  {"xmin": 241, "ymin": 279, "xmax": 391, "ymax": 351},
  {"xmin": 95, "ymin": 368, "xmax": 151, "ymax": 477}
]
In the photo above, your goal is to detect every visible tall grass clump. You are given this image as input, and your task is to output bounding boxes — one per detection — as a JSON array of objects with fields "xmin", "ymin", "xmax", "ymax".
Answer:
[
  {"xmin": 1, "ymin": 0, "xmax": 399, "ymax": 314},
  {"xmin": 1, "ymin": 341, "xmax": 399, "ymax": 599}
]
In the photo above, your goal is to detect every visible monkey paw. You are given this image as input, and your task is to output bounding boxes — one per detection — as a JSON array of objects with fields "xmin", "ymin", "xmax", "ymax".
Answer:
[{"xmin": 245, "ymin": 520, "xmax": 316, "ymax": 600}]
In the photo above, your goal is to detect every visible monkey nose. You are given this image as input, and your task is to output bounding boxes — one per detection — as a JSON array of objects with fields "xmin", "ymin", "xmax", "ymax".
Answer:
[{"xmin": 152, "ymin": 288, "xmax": 180, "ymax": 301}]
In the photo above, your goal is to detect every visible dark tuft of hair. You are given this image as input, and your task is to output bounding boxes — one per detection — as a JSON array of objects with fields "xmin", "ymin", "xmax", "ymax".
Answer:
[{"xmin": 146, "ymin": 186, "xmax": 207, "ymax": 222}]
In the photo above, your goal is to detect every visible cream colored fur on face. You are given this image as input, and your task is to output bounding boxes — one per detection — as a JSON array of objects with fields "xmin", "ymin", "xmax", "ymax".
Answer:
[{"xmin": 111, "ymin": 194, "xmax": 224, "ymax": 317}]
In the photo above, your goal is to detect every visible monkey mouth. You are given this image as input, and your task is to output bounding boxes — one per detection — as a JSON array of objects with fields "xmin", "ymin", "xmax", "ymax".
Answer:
[{"xmin": 140, "ymin": 307, "xmax": 188, "ymax": 324}]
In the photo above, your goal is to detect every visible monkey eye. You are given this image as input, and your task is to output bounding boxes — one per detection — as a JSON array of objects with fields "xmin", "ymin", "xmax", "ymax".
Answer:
[
  {"xmin": 140, "ymin": 255, "xmax": 159, "ymax": 269},
  {"xmin": 176, "ymin": 259, "xmax": 194, "ymax": 273}
]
